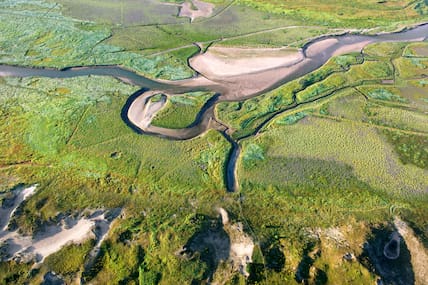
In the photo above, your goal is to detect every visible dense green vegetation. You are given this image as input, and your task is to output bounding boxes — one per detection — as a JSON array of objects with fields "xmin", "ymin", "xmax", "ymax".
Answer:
[
  {"xmin": 383, "ymin": 131, "xmax": 428, "ymax": 169},
  {"xmin": 216, "ymin": 27, "xmax": 329, "ymax": 48},
  {"xmin": 0, "ymin": 1, "xmax": 196, "ymax": 80},
  {"xmin": 0, "ymin": 75, "xmax": 230, "ymax": 231},
  {"xmin": 216, "ymin": 41, "xmax": 428, "ymax": 140},
  {"xmin": 0, "ymin": 74, "xmax": 233, "ymax": 283},
  {"xmin": 234, "ymin": 0, "xmax": 427, "ymax": 28},
  {"xmin": 44, "ymin": 240, "xmax": 95, "ymax": 279},
  {"xmin": 0, "ymin": 0, "xmax": 427, "ymax": 284},
  {"xmin": 216, "ymin": 53, "xmax": 364, "ymax": 139},
  {"xmin": 151, "ymin": 92, "xmax": 213, "ymax": 129}
]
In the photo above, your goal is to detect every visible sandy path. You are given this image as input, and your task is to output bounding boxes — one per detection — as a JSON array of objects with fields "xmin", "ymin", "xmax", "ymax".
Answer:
[{"xmin": 26, "ymin": 218, "xmax": 95, "ymax": 261}]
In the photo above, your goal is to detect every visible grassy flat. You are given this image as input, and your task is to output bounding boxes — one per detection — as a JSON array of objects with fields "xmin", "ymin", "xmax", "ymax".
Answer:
[{"xmin": 1, "ymin": 0, "xmax": 428, "ymax": 284}]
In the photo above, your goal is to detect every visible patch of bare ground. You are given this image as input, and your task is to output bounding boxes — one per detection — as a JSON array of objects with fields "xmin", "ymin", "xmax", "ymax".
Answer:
[
  {"xmin": 127, "ymin": 91, "xmax": 167, "ymax": 129},
  {"xmin": 0, "ymin": 185, "xmax": 37, "ymax": 232},
  {"xmin": 178, "ymin": 0, "xmax": 215, "ymax": 22},
  {"xmin": 394, "ymin": 217, "xmax": 428, "ymax": 285},
  {"xmin": 190, "ymin": 47, "xmax": 304, "ymax": 78},
  {"xmin": 361, "ymin": 224, "xmax": 415, "ymax": 285},
  {"xmin": 0, "ymin": 186, "xmax": 120, "ymax": 264},
  {"xmin": 177, "ymin": 208, "xmax": 254, "ymax": 283}
]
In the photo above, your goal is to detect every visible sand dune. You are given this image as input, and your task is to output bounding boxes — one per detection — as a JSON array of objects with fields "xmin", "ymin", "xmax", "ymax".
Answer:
[
  {"xmin": 0, "ymin": 185, "xmax": 37, "ymax": 232},
  {"xmin": 0, "ymin": 185, "xmax": 119, "ymax": 263}
]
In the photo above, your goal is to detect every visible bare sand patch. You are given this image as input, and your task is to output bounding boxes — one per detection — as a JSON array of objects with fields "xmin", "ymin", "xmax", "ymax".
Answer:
[
  {"xmin": 220, "ymin": 208, "xmax": 254, "ymax": 277},
  {"xmin": 394, "ymin": 217, "xmax": 428, "ymax": 285},
  {"xmin": 0, "ymin": 186, "xmax": 120, "ymax": 264},
  {"xmin": 0, "ymin": 211, "xmax": 116, "ymax": 263},
  {"xmin": 414, "ymin": 46, "xmax": 428, "ymax": 56},
  {"xmin": 332, "ymin": 40, "xmax": 373, "ymax": 57},
  {"xmin": 305, "ymin": 38, "xmax": 338, "ymax": 58},
  {"xmin": 190, "ymin": 46, "xmax": 304, "ymax": 78},
  {"xmin": 127, "ymin": 91, "xmax": 167, "ymax": 129},
  {"xmin": 177, "ymin": 208, "xmax": 254, "ymax": 281},
  {"xmin": 0, "ymin": 185, "xmax": 37, "ymax": 232},
  {"xmin": 178, "ymin": 0, "xmax": 214, "ymax": 22},
  {"xmin": 306, "ymin": 37, "xmax": 374, "ymax": 58}
]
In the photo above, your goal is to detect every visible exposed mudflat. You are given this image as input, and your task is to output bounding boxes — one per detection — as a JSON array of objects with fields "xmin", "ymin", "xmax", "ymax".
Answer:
[
  {"xmin": 190, "ymin": 47, "xmax": 303, "ymax": 78},
  {"xmin": 0, "ymin": 185, "xmax": 37, "ymax": 232}
]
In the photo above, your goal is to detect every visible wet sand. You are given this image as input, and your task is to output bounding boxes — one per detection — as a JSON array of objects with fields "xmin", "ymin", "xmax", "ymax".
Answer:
[{"xmin": 190, "ymin": 47, "xmax": 304, "ymax": 78}]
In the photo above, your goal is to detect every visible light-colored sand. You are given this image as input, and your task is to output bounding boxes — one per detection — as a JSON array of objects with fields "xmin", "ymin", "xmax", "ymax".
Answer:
[
  {"xmin": 219, "ymin": 208, "xmax": 254, "ymax": 277},
  {"xmin": 0, "ymin": 211, "xmax": 110, "ymax": 263},
  {"xmin": 142, "ymin": 95, "xmax": 167, "ymax": 128},
  {"xmin": 190, "ymin": 47, "xmax": 304, "ymax": 78},
  {"xmin": 0, "ymin": 189, "xmax": 118, "ymax": 264},
  {"xmin": 218, "ymin": 207, "xmax": 229, "ymax": 225},
  {"xmin": 394, "ymin": 217, "xmax": 428, "ymax": 285},
  {"xmin": 127, "ymin": 91, "xmax": 167, "ymax": 129},
  {"xmin": 179, "ymin": 0, "xmax": 214, "ymax": 22},
  {"xmin": 230, "ymin": 239, "xmax": 254, "ymax": 277},
  {"xmin": 0, "ymin": 185, "xmax": 37, "ymax": 231},
  {"xmin": 26, "ymin": 218, "xmax": 95, "ymax": 261},
  {"xmin": 332, "ymin": 40, "xmax": 373, "ymax": 57},
  {"xmin": 305, "ymin": 38, "xmax": 338, "ymax": 58}
]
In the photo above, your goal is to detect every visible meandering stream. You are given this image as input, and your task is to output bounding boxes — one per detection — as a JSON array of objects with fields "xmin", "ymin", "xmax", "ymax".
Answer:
[{"xmin": 1, "ymin": 23, "xmax": 427, "ymax": 192}]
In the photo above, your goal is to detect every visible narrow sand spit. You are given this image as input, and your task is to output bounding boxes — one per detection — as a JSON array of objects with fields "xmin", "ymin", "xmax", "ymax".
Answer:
[
  {"xmin": 190, "ymin": 47, "xmax": 304, "ymax": 78},
  {"xmin": 394, "ymin": 217, "xmax": 428, "ymax": 285},
  {"xmin": 332, "ymin": 40, "xmax": 373, "ymax": 57},
  {"xmin": 304, "ymin": 38, "xmax": 339, "ymax": 58},
  {"xmin": 142, "ymin": 95, "xmax": 167, "ymax": 128},
  {"xmin": 127, "ymin": 90, "xmax": 167, "ymax": 129},
  {"xmin": 179, "ymin": 0, "xmax": 214, "ymax": 22},
  {"xmin": 127, "ymin": 88, "xmax": 219, "ymax": 140}
]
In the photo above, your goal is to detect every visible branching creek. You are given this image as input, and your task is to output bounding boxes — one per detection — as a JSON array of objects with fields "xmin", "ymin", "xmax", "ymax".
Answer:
[{"xmin": 0, "ymin": 23, "xmax": 427, "ymax": 192}]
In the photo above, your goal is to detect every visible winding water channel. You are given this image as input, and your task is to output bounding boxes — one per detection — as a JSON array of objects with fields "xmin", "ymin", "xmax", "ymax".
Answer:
[{"xmin": 1, "ymin": 23, "xmax": 427, "ymax": 192}]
